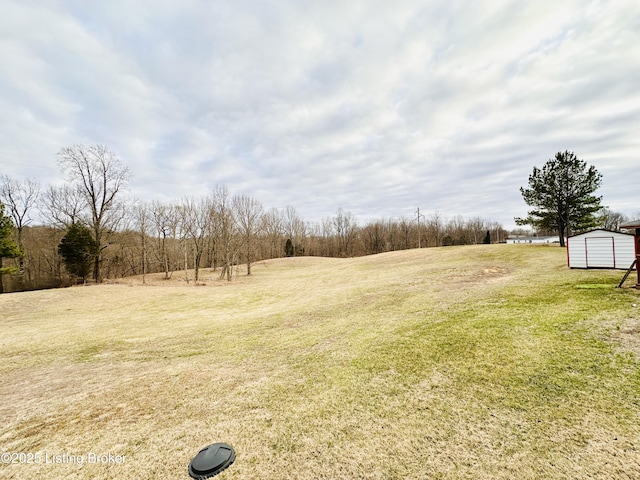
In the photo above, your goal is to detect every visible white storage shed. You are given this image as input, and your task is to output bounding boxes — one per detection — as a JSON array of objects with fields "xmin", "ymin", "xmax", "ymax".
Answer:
[{"xmin": 567, "ymin": 229, "xmax": 635, "ymax": 269}]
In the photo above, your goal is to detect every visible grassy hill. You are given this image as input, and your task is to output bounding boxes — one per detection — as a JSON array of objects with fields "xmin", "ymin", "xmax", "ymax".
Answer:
[{"xmin": 1, "ymin": 244, "xmax": 639, "ymax": 479}]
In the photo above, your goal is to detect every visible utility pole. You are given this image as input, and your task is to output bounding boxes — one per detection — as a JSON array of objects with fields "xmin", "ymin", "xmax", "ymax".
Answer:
[{"xmin": 415, "ymin": 207, "xmax": 424, "ymax": 248}]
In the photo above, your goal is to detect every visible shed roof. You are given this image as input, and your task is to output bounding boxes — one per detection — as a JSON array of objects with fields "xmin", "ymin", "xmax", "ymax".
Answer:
[
  {"xmin": 568, "ymin": 228, "xmax": 633, "ymax": 238},
  {"xmin": 620, "ymin": 220, "xmax": 640, "ymax": 229}
]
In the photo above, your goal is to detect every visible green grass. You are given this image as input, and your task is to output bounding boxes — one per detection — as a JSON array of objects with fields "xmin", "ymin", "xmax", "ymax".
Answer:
[{"xmin": 1, "ymin": 245, "xmax": 639, "ymax": 479}]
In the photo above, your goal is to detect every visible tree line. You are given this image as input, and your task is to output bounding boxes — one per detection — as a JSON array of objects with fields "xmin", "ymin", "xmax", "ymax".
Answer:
[
  {"xmin": 3, "ymin": 146, "xmax": 632, "ymax": 294},
  {"xmin": 0, "ymin": 144, "xmax": 515, "ymax": 293}
]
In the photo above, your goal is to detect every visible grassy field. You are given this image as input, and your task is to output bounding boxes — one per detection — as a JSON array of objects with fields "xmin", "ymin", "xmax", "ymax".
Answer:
[{"xmin": 1, "ymin": 244, "xmax": 639, "ymax": 479}]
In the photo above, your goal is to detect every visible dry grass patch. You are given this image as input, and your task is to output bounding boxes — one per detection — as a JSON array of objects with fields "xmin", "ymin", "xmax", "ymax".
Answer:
[
  {"xmin": 1, "ymin": 245, "xmax": 639, "ymax": 479},
  {"xmin": 618, "ymin": 317, "xmax": 640, "ymax": 358}
]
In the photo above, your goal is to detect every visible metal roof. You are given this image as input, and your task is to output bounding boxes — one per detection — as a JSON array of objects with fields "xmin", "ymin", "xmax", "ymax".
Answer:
[
  {"xmin": 568, "ymin": 228, "xmax": 634, "ymax": 238},
  {"xmin": 620, "ymin": 220, "xmax": 640, "ymax": 229}
]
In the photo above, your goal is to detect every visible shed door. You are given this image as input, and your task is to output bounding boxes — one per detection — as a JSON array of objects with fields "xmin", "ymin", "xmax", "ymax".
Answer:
[{"xmin": 585, "ymin": 237, "xmax": 615, "ymax": 268}]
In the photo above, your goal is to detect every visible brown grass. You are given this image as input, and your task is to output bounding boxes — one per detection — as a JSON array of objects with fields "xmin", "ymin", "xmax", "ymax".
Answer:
[{"xmin": 1, "ymin": 245, "xmax": 639, "ymax": 479}]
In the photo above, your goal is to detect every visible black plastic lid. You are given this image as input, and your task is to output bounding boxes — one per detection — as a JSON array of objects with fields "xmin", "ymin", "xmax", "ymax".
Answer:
[{"xmin": 188, "ymin": 442, "xmax": 235, "ymax": 479}]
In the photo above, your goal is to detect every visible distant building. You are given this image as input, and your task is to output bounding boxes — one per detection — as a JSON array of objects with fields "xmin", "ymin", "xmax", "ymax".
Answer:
[{"xmin": 506, "ymin": 236, "xmax": 559, "ymax": 244}]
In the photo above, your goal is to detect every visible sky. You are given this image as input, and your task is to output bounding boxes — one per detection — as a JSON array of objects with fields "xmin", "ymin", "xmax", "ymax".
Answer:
[{"xmin": 1, "ymin": 0, "xmax": 639, "ymax": 230}]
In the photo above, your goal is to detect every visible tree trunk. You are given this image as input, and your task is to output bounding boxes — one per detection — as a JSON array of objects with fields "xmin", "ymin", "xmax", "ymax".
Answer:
[
  {"xmin": 194, "ymin": 249, "xmax": 202, "ymax": 282},
  {"xmin": 162, "ymin": 236, "xmax": 170, "ymax": 279},
  {"xmin": 184, "ymin": 244, "xmax": 189, "ymax": 284},
  {"xmin": 246, "ymin": 242, "xmax": 251, "ymax": 276},
  {"xmin": 93, "ymin": 255, "xmax": 100, "ymax": 283},
  {"xmin": 93, "ymin": 229, "xmax": 103, "ymax": 282},
  {"xmin": 142, "ymin": 235, "xmax": 146, "ymax": 285},
  {"xmin": 558, "ymin": 221, "xmax": 566, "ymax": 247}
]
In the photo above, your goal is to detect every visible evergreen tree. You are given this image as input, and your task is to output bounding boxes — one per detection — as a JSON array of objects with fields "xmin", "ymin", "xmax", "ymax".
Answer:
[
  {"xmin": 0, "ymin": 202, "xmax": 22, "ymax": 293},
  {"xmin": 516, "ymin": 151, "xmax": 602, "ymax": 247},
  {"xmin": 285, "ymin": 238, "xmax": 294, "ymax": 257},
  {"xmin": 58, "ymin": 222, "xmax": 99, "ymax": 283}
]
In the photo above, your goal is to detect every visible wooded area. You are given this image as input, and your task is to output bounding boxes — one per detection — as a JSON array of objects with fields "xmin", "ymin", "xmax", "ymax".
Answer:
[
  {"xmin": 0, "ymin": 198, "xmax": 509, "ymax": 293},
  {"xmin": 0, "ymin": 144, "xmax": 510, "ymax": 293}
]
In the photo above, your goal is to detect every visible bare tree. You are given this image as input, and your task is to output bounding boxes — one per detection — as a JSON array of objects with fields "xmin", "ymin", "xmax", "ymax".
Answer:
[
  {"xmin": 262, "ymin": 208, "xmax": 284, "ymax": 259},
  {"xmin": 174, "ymin": 203, "xmax": 191, "ymax": 284},
  {"xmin": 179, "ymin": 196, "xmax": 212, "ymax": 282},
  {"xmin": 304, "ymin": 221, "xmax": 321, "ymax": 256},
  {"xmin": 319, "ymin": 216, "xmax": 335, "ymax": 256},
  {"xmin": 427, "ymin": 212, "xmax": 443, "ymax": 247},
  {"xmin": 0, "ymin": 176, "xmax": 40, "ymax": 271},
  {"xmin": 487, "ymin": 221, "xmax": 500, "ymax": 244},
  {"xmin": 599, "ymin": 208, "xmax": 629, "ymax": 231},
  {"xmin": 57, "ymin": 144, "xmax": 131, "ymax": 282},
  {"xmin": 447, "ymin": 215, "xmax": 468, "ymax": 245},
  {"xmin": 149, "ymin": 200, "xmax": 177, "ymax": 279},
  {"xmin": 233, "ymin": 194, "xmax": 263, "ymax": 275},
  {"xmin": 364, "ymin": 220, "xmax": 386, "ymax": 254},
  {"xmin": 398, "ymin": 216, "xmax": 412, "ymax": 250},
  {"xmin": 333, "ymin": 208, "xmax": 358, "ymax": 256},
  {"xmin": 385, "ymin": 218, "xmax": 399, "ymax": 251},
  {"xmin": 283, "ymin": 205, "xmax": 306, "ymax": 256},
  {"xmin": 467, "ymin": 217, "xmax": 487, "ymax": 245},
  {"xmin": 133, "ymin": 201, "xmax": 149, "ymax": 284},
  {"xmin": 213, "ymin": 185, "xmax": 237, "ymax": 281},
  {"xmin": 40, "ymin": 184, "xmax": 84, "ymax": 228}
]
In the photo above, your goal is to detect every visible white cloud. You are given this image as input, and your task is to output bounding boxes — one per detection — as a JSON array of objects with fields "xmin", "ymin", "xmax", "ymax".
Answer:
[{"xmin": 1, "ymin": 0, "xmax": 639, "ymax": 229}]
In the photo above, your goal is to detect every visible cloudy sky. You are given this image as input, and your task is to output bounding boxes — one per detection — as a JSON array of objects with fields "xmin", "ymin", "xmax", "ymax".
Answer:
[{"xmin": 1, "ymin": 0, "xmax": 639, "ymax": 229}]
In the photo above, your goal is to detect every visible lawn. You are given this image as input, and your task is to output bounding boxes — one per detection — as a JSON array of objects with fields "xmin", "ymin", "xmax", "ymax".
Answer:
[{"xmin": 1, "ymin": 244, "xmax": 639, "ymax": 479}]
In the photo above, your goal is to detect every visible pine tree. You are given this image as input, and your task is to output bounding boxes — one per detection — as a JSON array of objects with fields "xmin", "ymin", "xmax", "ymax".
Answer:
[
  {"xmin": 285, "ymin": 238, "xmax": 294, "ymax": 257},
  {"xmin": 0, "ymin": 202, "xmax": 22, "ymax": 293},
  {"xmin": 516, "ymin": 151, "xmax": 602, "ymax": 247},
  {"xmin": 58, "ymin": 222, "xmax": 99, "ymax": 283}
]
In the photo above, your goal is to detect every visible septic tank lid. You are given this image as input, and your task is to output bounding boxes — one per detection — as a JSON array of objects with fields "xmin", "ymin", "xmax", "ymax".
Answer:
[{"xmin": 188, "ymin": 442, "xmax": 235, "ymax": 478}]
